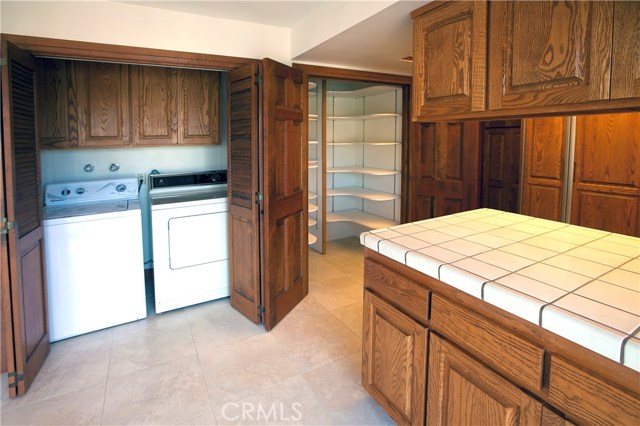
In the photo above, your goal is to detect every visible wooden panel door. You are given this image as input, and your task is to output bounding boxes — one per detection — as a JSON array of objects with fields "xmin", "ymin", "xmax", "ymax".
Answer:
[
  {"xmin": 178, "ymin": 68, "xmax": 220, "ymax": 145},
  {"xmin": 76, "ymin": 61, "xmax": 129, "ymax": 147},
  {"xmin": 407, "ymin": 121, "xmax": 481, "ymax": 221},
  {"xmin": 521, "ymin": 117, "xmax": 568, "ymax": 221},
  {"xmin": 611, "ymin": 1, "xmax": 640, "ymax": 99},
  {"xmin": 37, "ymin": 58, "xmax": 79, "ymax": 148},
  {"xmin": 412, "ymin": 1, "xmax": 487, "ymax": 119},
  {"xmin": 1, "ymin": 41, "xmax": 50, "ymax": 397},
  {"xmin": 571, "ymin": 112, "xmax": 640, "ymax": 237},
  {"xmin": 489, "ymin": 1, "xmax": 614, "ymax": 111},
  {"xmin": 481, "ymin": 122, "xmax": 521, "ymax": 213},
  {"xmin": 427, "ymin": 334, "xmax": 542, "ymax": 425},
  {"xmin": 228, "ymin": 63, "xmax": 262, "ymax": 324},
  {"xmin": 130, "ymin": 65, "xmax": 178, "ymax": 146},
  {"xmin": 362, "ymin": 290, "xmax": 427, "ymax": 426},
  {"xmin": 261, "ymin": 58, "xmax": 307, "ymax": 330},
  {"xmin": 228, "ymin": 59, "xmax": 308, "ymax": 330}
]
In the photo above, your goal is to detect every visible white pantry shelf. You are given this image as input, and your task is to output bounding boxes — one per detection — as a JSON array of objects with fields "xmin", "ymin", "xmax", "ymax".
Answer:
[
  {"xmin": 308, "ymin": 233, "xmax": 317, "ymax": 245},
  {"xmin": 309, "ymin": 140, "xmax": 319, "ymax": 145},
  {"xmin": 327, "ymin": 209, "xmax": 398, "ymax": 229},
  {"xmin": 327, "ymin": 113, "xmax": 399, "ymax": 121},
  {"xmin": 327, "ymin": 85, "xmax": 398, "ymax": 98},
  {"xmin": 308, "ymin": 160, "xmax": 318, "ymax": 169},
  {"xmin": 309, "ymin": 82, "xmax": 317, "ymax": 90},
  {"xmin": 327, "ymin": 166, "xmax": 400, "ymax": 176},
  {"xmin": 309, "ymin": 203, "xmax": 318, "ymax": 213},
  {"xmin": 328, "ymin": 141, "xmax": 399, "ymax": 146},
  {"xmin": 308, "ymin": 192, "xmax": 318, "ymax": 200},
  {"xmin": 327, "ymin": 187, "xmax": 399, "ymax": 201},
  {"xmin": 308, "ymin": 218, "xmax": 317, "ymax": 227},
  {"xmin": 309, "ymin": 114, "xmax": 318, "ymax": 121}
]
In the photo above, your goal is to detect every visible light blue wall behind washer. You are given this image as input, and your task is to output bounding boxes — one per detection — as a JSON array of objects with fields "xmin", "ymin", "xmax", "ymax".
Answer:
[{"xmin": 40, "ymin": 73, "xmax": 229, "ymax": 269}]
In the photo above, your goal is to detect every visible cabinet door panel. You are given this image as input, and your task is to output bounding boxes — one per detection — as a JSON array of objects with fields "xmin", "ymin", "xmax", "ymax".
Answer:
[
  {"xmin": 427, "ymin": 334, "xmax": 542, "ymax": 426},
  {"xmin": 521, "ymin": 117, "xmax": 567, "ymax": 221},
  {"xmin": 76, "ymin": 61, "xmax": 129, "ymax": 147},
  {"xmin": 571, "ymin": 112, "xmax": 640, "ymax": 236},
  {"xmin": 611, "ymin": 1, "xmax": 640, "ymax": 99},
  {"xmin": 131, "ymin": 65, "xmax": 177, "ymax": 146},
  {"xmin": 412, "ymin": 1, "xmax": 487, "ymax": 118},
  {"xmin": 37, "ymin": 58, "xmax": 79, "ymax": 148},
  {"xmin": 178, "ymin": 68, "xmax": 220, "ymax": 145},
  {"xmin": 408, "ymin": 122, "xmax": 480, "ymax": 221},
  {"xmin": 490, "ymin": 1, "xmax": 613, "ymax": 110},
  {"xmin": 481, "ymin": 125, "xmax": 521, "ymax": 213},
  {"xmin": 362, "ymin": 290, "xmax": 427, "ymax": 426}
]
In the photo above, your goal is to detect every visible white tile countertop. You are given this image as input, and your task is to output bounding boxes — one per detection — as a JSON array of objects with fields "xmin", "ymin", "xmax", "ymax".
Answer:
[{"xmin": 360, "ymin": 208, "xmax": 640, "ymax": 371}]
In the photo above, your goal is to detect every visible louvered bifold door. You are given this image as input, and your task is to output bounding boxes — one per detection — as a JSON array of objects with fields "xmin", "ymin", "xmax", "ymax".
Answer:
[
  {"xmin": 228, "ymin": 63, "xmax": 263, "ymax": 323},
  {"xmin": 1, "ymin": 41, "xmax": 50, "ymax": 397}
]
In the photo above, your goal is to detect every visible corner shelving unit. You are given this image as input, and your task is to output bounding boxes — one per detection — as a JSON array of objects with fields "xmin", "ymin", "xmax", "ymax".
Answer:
[
  {"xmin": 325, "ymin": 83, "xmax": 402, "ymax": 241},
  {"xmin": 307, "ymin": 80, "xmax": 324, "ymax": 253}
]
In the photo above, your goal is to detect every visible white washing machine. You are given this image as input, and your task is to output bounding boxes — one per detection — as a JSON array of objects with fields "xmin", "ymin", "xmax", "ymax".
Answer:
[
  {"xmin": 149, "ymin": 170, "xmax": 229, "ymax": 314},
  {"xmin": 44, "ymin": 178, "xmax": 147, "ymax": 342}
]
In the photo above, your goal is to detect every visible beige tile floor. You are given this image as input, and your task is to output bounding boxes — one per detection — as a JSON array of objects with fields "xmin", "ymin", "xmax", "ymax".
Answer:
[{"xmin": 0, "ymin": 237, "xmax": 392, "ymax": 426}]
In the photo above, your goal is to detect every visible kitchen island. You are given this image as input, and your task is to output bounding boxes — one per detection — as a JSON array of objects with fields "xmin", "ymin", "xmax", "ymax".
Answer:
[{"xmin": 360, "ymin": 209, "xmax": 639, "ymax": 425}]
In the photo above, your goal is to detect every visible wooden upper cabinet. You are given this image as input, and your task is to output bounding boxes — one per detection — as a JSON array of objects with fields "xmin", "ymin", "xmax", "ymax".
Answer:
[
  {"xmin": 130, "ymin": 65, "xmax": 178, "ymax": 146},
  {"xmin": 130, "ymin": 66, "xmax": 220, "ymax": 146},
  {"xmin": 411, "ymin": 1, "xmax": 487, "ymax": 120},
  {"xmin": 611, "ymin": 1, "xmax": 640, "ymax": 99},
  {"xmin": 489, "ymin": 1, "xmax": 614, "ymax": 111},
  {"xmin": 38, "ymin": 59, "xmax": 129, "ymax": 148},
  {"xmin": 177, "ymin": 68, "xmax": 220, "ymax": 145},
  {"xmin": 75, "ymin": 61, "xmax": 129, "ymax": 147},
  {"xmin": 38, "ymin": 58, "xmax": 79, "ymax": 148}
]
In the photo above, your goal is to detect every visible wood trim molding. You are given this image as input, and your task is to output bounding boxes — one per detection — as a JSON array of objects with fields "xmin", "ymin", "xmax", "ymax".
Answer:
[
  {"xmin": 1, "ymin": 33, "xmax": 259, "ymax": 70},
  {"xmin": 293, "ymin": 63, "xmax": 411, "ymax": 85}
]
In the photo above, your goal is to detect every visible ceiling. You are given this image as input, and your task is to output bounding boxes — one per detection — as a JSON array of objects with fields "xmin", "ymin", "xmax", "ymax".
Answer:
[{"xmin": 119, "ymin": 0, "xmax": 428, "ymax": 75}]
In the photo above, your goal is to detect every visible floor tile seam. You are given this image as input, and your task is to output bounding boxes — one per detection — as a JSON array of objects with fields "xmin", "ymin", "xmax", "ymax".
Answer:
[
  {"xmin": 0, "ymin": 378, "xmax": 108, "ymax": 416},
  {"xmin": 106, "ymin": 351, "xmax": 199, "ymax": 385},
  {"xmin": 99, "ymin": 334, "xmax": 116, "ymax": 426},
  {"xmin": 328, "ymin": 308, "xmax": 363, "ymax": 343}
]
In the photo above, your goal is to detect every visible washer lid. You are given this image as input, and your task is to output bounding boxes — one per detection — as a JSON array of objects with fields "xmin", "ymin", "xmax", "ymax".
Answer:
[{"xmin": 44, "ymin": 200, "xmax": 134, "ymax": 220}]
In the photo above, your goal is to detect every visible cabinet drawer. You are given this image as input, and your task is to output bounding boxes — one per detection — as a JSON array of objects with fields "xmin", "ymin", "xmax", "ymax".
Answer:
[
  {"xmin": 548, "ymin": 356, "xmax": 640, "ymax": 425},
  {"xmin": 431, "ymin": 294, "xmax": 545, "ymax": 391},
  {"xmin": 364, "ymin": 258, "xmax": 429, "ymax": 324}
]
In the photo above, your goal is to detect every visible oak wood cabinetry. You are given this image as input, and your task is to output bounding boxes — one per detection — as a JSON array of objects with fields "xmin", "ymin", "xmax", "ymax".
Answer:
[
  {"xmin": 362, "ymin": 291, "xmax": 427, "ymax": 426},
  {"xmin": 37, "ymin": 59, "xmax": 220, "ymax": 148},
  {"xmin": 411, "ymin": 1, "xmax": 487, "ymax": 119},
  {"xmin": 489, "ymin": 1, "xmax": 614, "ymax": 110},
  {"xmin": 571, "ymin": 112, "xmax": 640, "ymax": 236},
  {"xmin": 520, "ymin": 117, "xmax": 567, "ymax": 222},
  {"xmin": 427, "ymin": 334, "xmax": 542, "ymax": 426},
  {"xmin": 362, "ymin": 250, "xmax": 640, "ymax": 426},
  {"xmin": 411, "ymin": 1, "xmax": 640, "ymax": 121},
  {"xmin": 38, "ymin": 58, "xmax": 129, "ymax": 148},
  {"xmin": 130, "ymin": 66, "xmax": 220, "ymax": 146}
]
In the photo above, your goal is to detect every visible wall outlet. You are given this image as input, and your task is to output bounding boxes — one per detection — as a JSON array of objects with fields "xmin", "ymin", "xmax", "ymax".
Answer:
[{"xmin": 137, "ymin": 173, "xmax": 146, "ymax": 187}]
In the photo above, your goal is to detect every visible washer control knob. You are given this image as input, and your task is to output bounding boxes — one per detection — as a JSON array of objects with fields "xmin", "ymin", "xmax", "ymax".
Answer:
[
  {"xmin": 116, "ymin": 184, "xmax": 126, "ymax": 192},
  {"xmin": 75, "ymin": 187, "xmax": 86, "ymax": 195},
  {"xmin": 61, "ymin": 188, "xmax": 71, "ymax": 196}
]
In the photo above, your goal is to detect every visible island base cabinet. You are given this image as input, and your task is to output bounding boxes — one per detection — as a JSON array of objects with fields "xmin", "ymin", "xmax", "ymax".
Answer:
[
  {"xmin": 427, "ymin": 333, "xmax": 542, "ymax": 426},
  {"xmin": 362, "ymin": 290, "xmax": 427, "ymax": 426}
]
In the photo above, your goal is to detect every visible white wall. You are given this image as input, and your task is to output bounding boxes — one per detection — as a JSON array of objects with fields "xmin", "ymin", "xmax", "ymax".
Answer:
[{"xmin": 0, "ymin": 1, "xmax": 291, "ymax": 64}]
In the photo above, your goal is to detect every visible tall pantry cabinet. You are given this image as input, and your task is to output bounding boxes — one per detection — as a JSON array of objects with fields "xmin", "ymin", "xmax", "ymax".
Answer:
[{"xmin": 308, "ymin": 79, "xmax": 403, "ymax": 252}]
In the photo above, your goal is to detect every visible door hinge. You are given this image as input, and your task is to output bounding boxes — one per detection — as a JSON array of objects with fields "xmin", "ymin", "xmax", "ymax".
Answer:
[
  {"xmin": 255, "ymin": 73, "xmax": 263, "ymax": 86},
  {"xmin": 255, "ymin": 192, "xmax": 263, "ymax": 204},
  {"xmin": 0, "ymin": 58, "xmax": 7, "ymax": 67},
  {"xmin": 7, "ymin": 371, "xmax": 24, "ymax": 388},
  {"xmin": 257, "ymin": 305, "xmax": 265, "ymax": 321},
  {"xmin": 0, "ymin": 218, "xmax": 15, "ymax": 235}
]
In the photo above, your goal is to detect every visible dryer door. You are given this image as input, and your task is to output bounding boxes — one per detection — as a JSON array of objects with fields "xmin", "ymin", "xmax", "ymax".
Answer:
[{"xmin": 168, "ymin": 211, "xmax": 228, "ymax": 269}]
